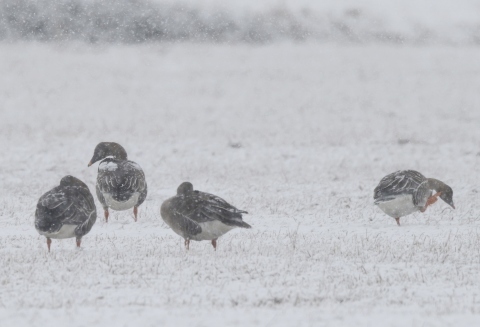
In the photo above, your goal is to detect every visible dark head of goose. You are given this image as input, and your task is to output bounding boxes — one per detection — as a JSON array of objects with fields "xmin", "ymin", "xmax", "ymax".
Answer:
[
  {"xmin": 427, "ymin": 178, "xmax": 455, "ymax": 209},
  {"xmin": 439, "ymin": 185, "xmax": 455, "ymax": 209},
  {"xmin": 88, "ymin": 142, "xmax": 128, "ymax": 167},
  {"xmin": 177, "ymin": 182, "xmax": 194, "ymax": 195}
]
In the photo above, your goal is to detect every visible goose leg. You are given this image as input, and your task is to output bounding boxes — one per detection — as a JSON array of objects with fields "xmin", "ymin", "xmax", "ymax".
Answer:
[
  {"xmin": 211, "ymin": 239, "xmax": 217, "ymax": 250},
  {"xmin": 395, "ymin": 218, "xmax": 400, "ymax": 226},
  {"xmin": 185, "ymin": 239, "xmax": 190, "ymax": 250},
  {"xmin": 76, "ymin": 238, "xmax": 81, "ymax": 248},
  {"xmin": 46, "ymin": 237, "xmax": 52, "ymax": 252},
  {"xmin": 104, "ymin": 209, "xmax": 109, "ymax": 222},
  {"xmin": 133, "ymin": 206, "xmax": 138, "ymax": 222}
]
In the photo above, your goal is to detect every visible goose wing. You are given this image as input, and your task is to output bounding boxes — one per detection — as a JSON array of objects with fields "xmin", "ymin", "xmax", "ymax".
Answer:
[
  {"xmin": 97, "ymin": 160, "xmax": 147, "ymax": 202},
  {"xmin": 374, "ymin": 170, "xmax": 427, "ymax": 203},
  {"xmin": 183, "ymin": 191, "xmax": 250, "ymax": 228}
]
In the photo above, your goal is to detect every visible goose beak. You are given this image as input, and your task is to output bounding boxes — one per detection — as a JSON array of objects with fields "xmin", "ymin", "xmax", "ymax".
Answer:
[
  {"xmin": 88, "ymin": 161, "xmax": 92, "ymax": 167},
  {"xmin": 451, "ymin": 204, "xmax": 455, "ymax": 209}
]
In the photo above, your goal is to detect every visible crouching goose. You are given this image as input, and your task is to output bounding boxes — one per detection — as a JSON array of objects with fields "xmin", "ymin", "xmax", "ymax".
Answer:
[
  {"xmin": 35, "ymin": 175, "xmax": 97, "ymax": 251},
  {"xmin": 374, "ymin": 170, "xmax": 455, "ymax": 226},
  {"xmin": 88, "ymin": 142, "xmax": 147, "ymax": 222},
  {"xmin": 161, "ymin": 182, "xmax": 251, "ymax": 250}
]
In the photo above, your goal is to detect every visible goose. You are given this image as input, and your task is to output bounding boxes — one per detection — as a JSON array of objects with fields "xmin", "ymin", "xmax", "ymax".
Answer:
[
  {"xmin": 35, "ymin": 175, "xmax": 97, "ymax": 251},
  {"xmin": 88, "ymin": 142, "xmax": 147, "ymax": 222},
  {"xmin": 374, "ymin": 170, "xmax": 455, "ymax": 226},
  {"xmin": 161, "ymin": 182, "xmax": 251, "ymax": 250}
]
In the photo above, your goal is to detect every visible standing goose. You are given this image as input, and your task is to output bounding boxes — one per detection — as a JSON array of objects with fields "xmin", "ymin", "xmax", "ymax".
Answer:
[
  {"xmin": 374, "ymin": 170, "xmax": 455, "ymax": 226},
  {"xmin": 161, "ymin": 182, "xmax": 251, "ymax": 250},
  {"xmin": 88, "ymin": 142, "xmax": 147, "ymax": 222},
  {"xmin": 35, "ymin": 175, "xmax": 97, "ymax": 251}
]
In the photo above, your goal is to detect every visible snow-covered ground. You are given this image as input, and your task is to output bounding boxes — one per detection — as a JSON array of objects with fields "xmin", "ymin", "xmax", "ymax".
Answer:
[{"xmin": 1, "ymin": 43, "xmax": 480, "ymax": 326}]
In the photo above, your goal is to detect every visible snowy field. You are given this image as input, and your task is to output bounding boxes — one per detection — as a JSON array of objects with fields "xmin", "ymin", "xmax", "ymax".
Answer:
[{"xmin": 1, "ymin": 43, "xmax": 480, "ymax": 326}]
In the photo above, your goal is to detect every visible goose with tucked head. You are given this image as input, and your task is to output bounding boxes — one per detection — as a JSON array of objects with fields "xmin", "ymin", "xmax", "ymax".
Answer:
[
  {"xmin": 374, "ymin": 170, "xmax": 455, "ymax": 226},
  {"xmin": 161, "ymin": 182, "xmax": 251, "ymax": 250},
  {"xmin": 35, "ymin": 175, "xmax": 97, "ymax": 251},
  {"xmin": 88, "ymin": 142, "xmax": 147, "ymax": 222}
]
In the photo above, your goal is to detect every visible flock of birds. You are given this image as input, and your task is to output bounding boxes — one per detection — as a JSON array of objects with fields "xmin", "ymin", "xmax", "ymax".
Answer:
[{"xmin": 34, "ymin": 142, "xmax": 455, "ymax": 252}]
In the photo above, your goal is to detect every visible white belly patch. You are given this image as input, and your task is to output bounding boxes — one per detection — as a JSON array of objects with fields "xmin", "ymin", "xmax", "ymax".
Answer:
[
  {"xmin": 38, "ymin": 224, "xmax": 77, "ymax": 239},
  {"xmin": 376, "ymin": 194, "xmax": 420, "ymax": 218},
  {"xmin": 191, "ymin": 220, "xmax": 237, "ymax": 241},
  {"xmin": 103, "ymin": 192, "xmax": 140, "ymax": 211}
]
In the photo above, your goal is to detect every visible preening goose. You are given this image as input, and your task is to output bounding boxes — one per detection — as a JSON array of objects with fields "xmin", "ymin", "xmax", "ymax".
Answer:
[
  {"xmin": 161, "ymin": 182, "xmax": 251, "ymax": 250},
  {"xmin": 35, "ymin": 175, "xmax": 97, "ymax": 251},
  {"xmin": 374, "ymin": 170, "xmax": 455, "ymax": 226}
]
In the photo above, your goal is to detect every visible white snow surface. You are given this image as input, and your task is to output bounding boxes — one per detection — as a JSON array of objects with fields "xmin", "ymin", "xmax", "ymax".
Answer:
[{"xmin": 1, "ymin": 43, "xmax": 480, "ymax": 326}]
